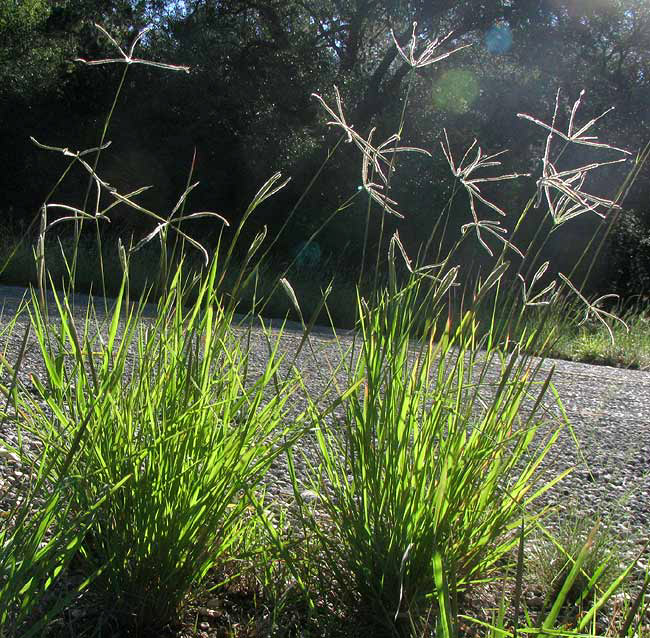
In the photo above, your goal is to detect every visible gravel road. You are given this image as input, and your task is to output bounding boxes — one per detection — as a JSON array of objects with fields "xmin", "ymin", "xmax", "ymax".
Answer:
[{"xmin": 0, "ymin": 283, "xmax": 649, "ymax": 574}]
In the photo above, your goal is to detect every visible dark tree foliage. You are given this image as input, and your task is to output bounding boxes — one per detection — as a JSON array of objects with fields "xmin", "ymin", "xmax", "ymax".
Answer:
[{"xmin": 1, "ymin": 0, "xmax": 649, "ymax": 294}]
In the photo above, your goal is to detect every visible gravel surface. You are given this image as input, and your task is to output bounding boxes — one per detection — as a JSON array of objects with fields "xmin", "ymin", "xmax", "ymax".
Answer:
[{"xmin": 1, "ymin": 283, "xmax": 649, "ymax": 576}]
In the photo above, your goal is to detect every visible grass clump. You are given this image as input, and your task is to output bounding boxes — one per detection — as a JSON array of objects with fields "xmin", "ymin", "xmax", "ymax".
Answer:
[
  {"xmin": 287, "ymin": 265, "xmax": 566, "ymax": 635},
  {"xmin": 564, "ymin": 307, "xmax": 650, "ymax": 369},
  {"xmin": 0, "ymin": 477, "xmax": 118, "ymax": 638},
  {"xmin": 528, "ymin": 514, "xmax": 623, "ymax": 615},
  {"xmin": 6, "ymin": 260, "xmax": 302, "ymax": 634}
]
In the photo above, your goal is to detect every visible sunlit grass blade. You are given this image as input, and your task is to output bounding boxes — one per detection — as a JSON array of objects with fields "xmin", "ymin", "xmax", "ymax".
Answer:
[{"xmin": 541, "ymin": 523, "xmax": 599, "ymax": 635}]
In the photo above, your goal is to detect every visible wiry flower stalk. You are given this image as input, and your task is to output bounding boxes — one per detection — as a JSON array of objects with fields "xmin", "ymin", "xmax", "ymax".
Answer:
[
  {"xmin": 312, "ymin": 87, "xmax": 430, "ymax": 218},
  {"xmin": 391, "ymin": 22, "xmax": 470, "ymax": 69},
  {"xmin": 360, "ymin": 129, "xmax": 410, "ymax": 217},
  {"xmin": 31, "ymin": 137, "xmax": 228, "ymax": 265},
  {"xmin": 519, "ymin": 89, "xmax": 629, "ymax": 153},
  {"xmin": 75, "ymin": 24, "xmax": 190, "ymax": 73},
  {"xmin": 558, "ymin": 273, "xmax": 628, "ymax": 344},
  {"xmin": 518, "ymin": 90, "xmax": 630, "ymax": 226},
  {"xmin": 440, "ymin": 130, "xmax": 526, "ymax": 257},
  {"xmin": 518, "ymin": 261, "xmax": 557, "ymax": 306}
]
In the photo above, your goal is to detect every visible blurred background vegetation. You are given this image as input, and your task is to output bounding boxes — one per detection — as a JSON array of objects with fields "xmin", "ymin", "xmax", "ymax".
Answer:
[{"xmin": 1, "ymin": 0, "xmax": 650, "ymax": 306}]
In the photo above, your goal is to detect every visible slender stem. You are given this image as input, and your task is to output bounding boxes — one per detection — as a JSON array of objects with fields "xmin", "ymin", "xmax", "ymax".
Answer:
[{"xmin": 72, "ymin": 65, "xmax": 130, "ymax": 308}]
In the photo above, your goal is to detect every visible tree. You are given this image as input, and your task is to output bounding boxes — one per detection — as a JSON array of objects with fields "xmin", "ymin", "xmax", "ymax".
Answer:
[{"xmin": 1, "ymin": 0, "xmax": 649, "ymax": 296}]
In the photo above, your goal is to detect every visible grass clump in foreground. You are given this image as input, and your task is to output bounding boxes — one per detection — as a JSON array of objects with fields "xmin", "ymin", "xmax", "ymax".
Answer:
[
  {"xmin": 0, "ymin": 21, "xmax": 649, "ymax": 638},
  {"xmin": 286, "ymin": 271, "xmax": 564, "ymax": 633},
  {"xmin": 16, "ymin": 263, "xmax": 300, "ymax": 633}
]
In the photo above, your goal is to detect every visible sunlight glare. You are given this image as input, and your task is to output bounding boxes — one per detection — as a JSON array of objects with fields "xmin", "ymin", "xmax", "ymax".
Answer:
[{"xmin": 432, "ymin": 69, "xmax": 480, "ymax": 114}]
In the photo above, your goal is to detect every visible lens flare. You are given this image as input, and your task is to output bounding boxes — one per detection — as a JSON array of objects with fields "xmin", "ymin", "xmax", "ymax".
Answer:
[
  {"xmin": 432, "ymin": 69, "xmax": 479, "ymax": 114},
  {"xmin": 485, "ymin": 23, "xmax": 513, "ymax": 55}
]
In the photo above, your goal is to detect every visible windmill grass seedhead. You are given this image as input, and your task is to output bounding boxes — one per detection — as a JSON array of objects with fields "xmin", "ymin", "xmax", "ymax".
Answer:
[
  {"xmin": 558, "ymin": 273, "xmax": 629, "ymax": 345},
  {"xmin": 75, "ymin": 23, "xmax": 190, "ymax": 73},
  {"xmin": 30, "ymin": 136, "xmax": 229, "ymax": 268},
  {"xmin": 518, "ymin": 88, "xmax": 631, "ymax": 227},
  {"xmin": 391, "ymin": 22, "xmax": 470, "ymax": 70},
  {"xmin": 440, "ymin": 129, "xmax": 527, "ymax": 257},
  {"xmin": 518, "ymin": 261, "xmax": 558, "ymax": 307},
  {"xmin": 312, "ymin": 86, "xmax": 431, "ymax": 218}
]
